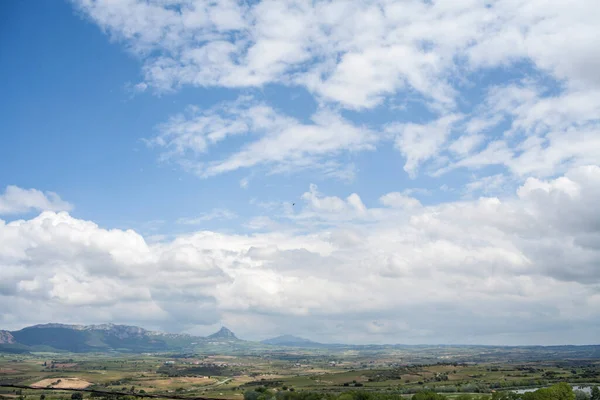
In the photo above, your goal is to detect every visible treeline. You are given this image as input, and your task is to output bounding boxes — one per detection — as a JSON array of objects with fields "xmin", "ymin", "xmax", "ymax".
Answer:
[
  {"xmin": 244, "ymin": 383, "xmax": 600, "ymax": 400},
  {"xmin": 157, "ymin": 364, "xmax": 233, "ymax": 377},
  {"xmin": 243, "ymin": 388, "xmax": 489, "ymax": 400}
]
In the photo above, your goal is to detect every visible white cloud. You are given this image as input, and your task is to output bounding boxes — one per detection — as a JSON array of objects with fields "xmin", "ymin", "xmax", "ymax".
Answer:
[
  {"xmin": 72, "ymin": 0, "xmax": 600, "ymax": 185},
  {"xmin": 438, "ymin": 82, "xmax": 600, "ymax": 178},
  {"xmin": 74, "ymin": 0, "xmax": 600, "ymax": 108},
  {"xmin": 448, "ymin": 133, "xmax": 486, "ymax": 156},
  {"xmin": 464, "ymin": 174, "xmax": 510, "ymax": 197},
  {"xmin": 151, "ymin": 97, "xmax": 377, "ymax": 178},
  {"xmin": 2, "ymin": 166, "xmax": 600, "ymax": 343},
  {"xmin": 177, "ymin": 209, "xmax": 237, "ymax": 225},
  {"xmin": 388, "ymin": 114, "xmax": 462, "ymax": 178},
  {"xmin": 0, "ymin": 186, "xmax": 73, "ymax": 215}
]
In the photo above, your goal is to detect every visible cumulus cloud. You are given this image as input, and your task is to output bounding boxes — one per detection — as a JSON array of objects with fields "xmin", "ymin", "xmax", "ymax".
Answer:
[
  {"xmin": 388, "ymin": 114, "xmax": 463, "ymax": 178},
  {"xmin": 0, "ymin": 186, "xmax": 73, "ymax": 215},
  {"xmin": 2, "ymin": 166, "xmax": 600, "ymax": 344}
]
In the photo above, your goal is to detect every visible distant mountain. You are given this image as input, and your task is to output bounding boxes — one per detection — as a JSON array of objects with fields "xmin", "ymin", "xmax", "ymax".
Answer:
[
  {"xmin": 0, "ymin": 323, "xmax": 245, "ymax": 353},
  {"xmin": 207, "ymin": 326, "xmax": 238, "ymax": 341},
  {"xmin": 5, "ymin": 323, "xmax": 600, "ymax": 361},
  {"xmin": 8, "ymin": 323, "xmax": 170, "ymax": 353},
  {"xmin": 262, "ymin": 334, "xmax": 323, "ymax": 347},
  {"xmin": 28, "ymin": 323, "xmax": 149, "ymax": 338}
]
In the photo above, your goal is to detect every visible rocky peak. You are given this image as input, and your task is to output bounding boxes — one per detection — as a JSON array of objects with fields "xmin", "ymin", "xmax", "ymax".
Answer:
[
  {"xmin": 0, "ymin": 330, "xmax": 15, "ymax": 344},
  {"xmin": 207, "ymin": 326, "xmax": 237, "ymax": 340}
]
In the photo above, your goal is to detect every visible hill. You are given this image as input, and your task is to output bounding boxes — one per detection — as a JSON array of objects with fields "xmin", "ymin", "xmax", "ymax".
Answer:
[
  {"xmin": 0, "ymin": 323, "xmax": 240, "ymax": 353},
  {"xmin": 261, "ymin": 334, "xmax": 323, "ymax": 347},
  {"xmin": 207, "ymin": 326, "xmax": 238, "ymax": 341}
]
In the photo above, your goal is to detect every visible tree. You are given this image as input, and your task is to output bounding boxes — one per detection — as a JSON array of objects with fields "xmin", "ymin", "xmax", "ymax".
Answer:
[
  {"xmin": 40, "ymin": 395, "xmax": 46, "ymax": 400},
  {"xmin": 574, "ymin": 390, "xmax": 590, "ymax": 400},
  {"xmin": 412, "ymin": 391, "xmax": 446, "ymax": 400},
  {"xmin": 591, "ymin": 387, "xmax": 600, "ymax": 400},
  {"xmin": 547, "ymin": 382, "xmax": 576, "ymax": 400},
  {"xmin": 524, "ymin": 383, "xmax": 575, "ymax": 400},
  {"xmin": 71, "ymin": 393, "xmax": 83, "ymax": 400},
  {"xmin": 244, "ymin": 390, "xmax": 260, "ymax": 400},
  {"xmin": 491, "ymin": 392, "xmax": 520, "ymax": 400}
]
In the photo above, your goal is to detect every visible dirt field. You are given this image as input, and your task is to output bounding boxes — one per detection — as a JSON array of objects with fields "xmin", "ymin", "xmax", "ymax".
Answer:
[
  {"xmin": 31, "ymin": 378, "xmax": 92, "ymax": 389},
  {"xmin": 52, "ymin": 363, "xmax": 78, "ymax": 368},
  {"xmin": 257, "ymin": 374, "xmax": 286, "ymax": 379},
  {"xmin": 141, "ymin": 377, "xmax": 215, "ymax": 388},
  {"xmin": 0, "ymin": 368, "xmax": 19, "ymax": 374}
]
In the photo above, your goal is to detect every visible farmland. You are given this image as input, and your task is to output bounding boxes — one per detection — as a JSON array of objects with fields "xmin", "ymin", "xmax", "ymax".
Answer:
[{"xmin": 1, "ymin": 349, "xmax": 599, "ymax": 400}]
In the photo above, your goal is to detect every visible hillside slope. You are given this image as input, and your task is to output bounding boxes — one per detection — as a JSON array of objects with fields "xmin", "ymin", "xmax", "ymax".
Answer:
[{"xmin": 0, "ymin": 323, "xmax": 234, "ymax": 353}]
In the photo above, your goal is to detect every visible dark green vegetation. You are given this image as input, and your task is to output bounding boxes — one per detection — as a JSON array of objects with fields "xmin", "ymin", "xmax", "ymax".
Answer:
[{"xmin": 240, "ymin": 383, "xmax": 594, "ymax": 400}]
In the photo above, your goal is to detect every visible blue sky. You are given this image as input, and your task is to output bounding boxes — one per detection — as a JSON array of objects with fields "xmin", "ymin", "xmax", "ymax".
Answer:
[
  {"xmin": 1, "ymin": 1, "xmax": 248, "ymax": 233},
  {"xmin": 1, "ymin": 0, "xmax": 599, "ymax": 345},
  {"xmin": 1, "ymin": 0, "xmax": 500, "ymax": 231}
]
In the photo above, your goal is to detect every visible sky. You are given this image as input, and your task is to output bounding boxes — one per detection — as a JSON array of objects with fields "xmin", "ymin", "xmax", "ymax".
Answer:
[{"xmin": 0, "ymin": 0, "xmax": 599, "ymax": 346}]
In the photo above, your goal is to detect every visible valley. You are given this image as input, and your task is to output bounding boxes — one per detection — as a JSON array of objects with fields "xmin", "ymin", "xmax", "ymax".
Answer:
[{"xmin": 1, "ymin": 324, "xmax": 599, "ymax": 400}]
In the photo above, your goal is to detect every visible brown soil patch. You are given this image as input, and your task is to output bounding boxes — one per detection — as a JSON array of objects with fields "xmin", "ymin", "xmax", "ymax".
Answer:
[
  {"xmin": 31, "ymin": 378, "xmax": 92, "ymax": 389},
  {"xmin": 256, "ymin": 374, "xmax": 285, "ymax": 379},
  {"xmin": 231, "ymin": 376, "xmax": 255, "ymax": 384},
  {"xmin": 141, "ymin": 377, "xmax": 214, "ymax": 389},
  {"xmin": 302, "ymin": 368, "xmax": 330, "ymax": 374},
  {"xmin": 0, "ymin": 368, "xmax": 19, "ymax": 374},
  {"xmin": 53, "ymin": 363, "xmax": 78, "ymax": 368}
]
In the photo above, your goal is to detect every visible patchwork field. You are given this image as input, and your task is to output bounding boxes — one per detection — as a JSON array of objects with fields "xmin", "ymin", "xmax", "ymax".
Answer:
[
  {"xmin": 1, "ymin": 351, "xmax": 599, "ymax": 400},
  {"xmin": 31, "ymin": 378, "xmax": 92, "ymax": 389}
]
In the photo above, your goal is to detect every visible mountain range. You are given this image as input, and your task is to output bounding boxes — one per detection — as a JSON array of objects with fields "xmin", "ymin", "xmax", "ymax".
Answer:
[
  {"xmin": 0, "ymin": 323, "xmax": 319, "ymax": 353},
  {"xmin": 3, "ymin": 324, "xmax": 600, "ymax": 360}
]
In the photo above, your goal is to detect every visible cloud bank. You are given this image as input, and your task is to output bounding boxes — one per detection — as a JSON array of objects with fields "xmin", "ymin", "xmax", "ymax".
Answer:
[{"xmin": 2, "ymin": 166, "xmax": 600, "ymax": 344}]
